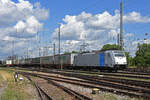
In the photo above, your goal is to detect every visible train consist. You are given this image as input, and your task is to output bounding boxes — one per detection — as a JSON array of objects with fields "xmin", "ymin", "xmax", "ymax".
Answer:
[{"xmin": 6, "ymin": 50, "xmax": 127, "ymax": 71}]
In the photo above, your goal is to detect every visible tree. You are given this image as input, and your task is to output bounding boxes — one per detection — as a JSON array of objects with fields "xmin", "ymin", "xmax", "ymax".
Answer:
[
  {"xmin": 125, "ymin": 52, "xmax": 137, "ymax": 66},
  {"xmin": 101, "ymin": 44, "xmax": 120, "ymax": 51},
  {"xmin": 72, "ymin": 51, "xmax": 79, "ymax": 53},
  {"xmin": 64, "ymin": 52, "xmax": 71, "ymax": 54},
  {"xmin": 144, "ymin": 52, "xmax": 150, "ymax": 66},
  {"xmin": 134, "ymin": 43, "xmax": 150, "ymax": 67},
  {"xmin": 64, "ymin": 51, "xmax": 79, "ymax": 54}
]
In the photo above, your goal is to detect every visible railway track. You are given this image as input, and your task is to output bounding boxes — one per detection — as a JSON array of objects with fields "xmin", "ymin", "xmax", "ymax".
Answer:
[
  {"xmin": 96, "ymin": 72, "xmax": 150, "ymax": 79},
  {"xmin": 22, "ymin": 71, "xmax": 150, "ymax": 88},
  {"xmin": 11, "ymin": 67, "xmax": 150, "ymax": 77},
  {"xmin": 37, "ymin": 71, "xmax": 150, "ymax": 91},
  {"xmin": 23, "ymin": 75, "xmax": 52, "ymax": 100},
  {"xmin": 10, "ymin": 67, "xmax": 150, "ymax": 88},
  {"xmin": 123, "ymin": 68, "xmax": 150, "ymax": 73},
  {"xmin": 52, "ymin": 69, "xmax": 150, "ymax": 80},
  {"xmin": 117, "ymin": 71, "xmax": 150, "ymax": 76},
  {"xmin": 20, "ymin": 72, "xmax": 92, "ymax": 100},
  {"xmin": 19, "ymin": 71, "xmax": 150, "ymax": 99},
  {"xmin": 47, "ymin": 78, "xmax": 92, "ymax": 100}
]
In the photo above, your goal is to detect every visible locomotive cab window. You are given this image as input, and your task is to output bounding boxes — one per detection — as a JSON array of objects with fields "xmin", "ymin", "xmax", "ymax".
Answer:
[{"xmin": 114, "ymin": 53, "xmax": 125, "ymax": 57}]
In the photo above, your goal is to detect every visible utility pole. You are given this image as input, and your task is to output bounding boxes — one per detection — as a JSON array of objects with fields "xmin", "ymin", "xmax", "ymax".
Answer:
[
  {"xmin": 12, "ymin": 40, "xmax": 15, "ymax": 64},
  {"xmin": 44, "ymin": 46, "xmax": 49, "ymax": 56},
  {"xmin": 27, "ymin": 48, "xmax": 28, "ymax": 58},
  {"xmin": 39, "ymin": 48, "xmax": 41, "ymax": 57},
  {"xmin": 53, "ymin": 43, "xmax": 55, "ymax": 64},
  {"xmin": 58, "ymin": 23, "xmax": 61, "ymax": 69},
  {"xmin": 46, "ymin": 47, "xmax": 48, "ymax": 56},
  {"xmin": 117, "ymin": 33, "xmax": 120, "ymax": 46},
  {"xmin": 120, "ymin": 1, "xmax": 123, "ymax": 50},
  {"xmin": 36, "ymin": 30, "xmax": 41, "ymax": 57}
]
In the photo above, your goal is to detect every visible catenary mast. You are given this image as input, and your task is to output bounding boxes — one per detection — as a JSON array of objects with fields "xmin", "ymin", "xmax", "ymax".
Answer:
[{"xmin": 120, "ymin": 0, "xmax": 123, "ymax": 50}]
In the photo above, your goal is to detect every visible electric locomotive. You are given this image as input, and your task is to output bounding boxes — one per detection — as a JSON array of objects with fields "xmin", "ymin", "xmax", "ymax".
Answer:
[{"xmin": 73, "ymin": 50, "xmax": 127, "ymax": 70}]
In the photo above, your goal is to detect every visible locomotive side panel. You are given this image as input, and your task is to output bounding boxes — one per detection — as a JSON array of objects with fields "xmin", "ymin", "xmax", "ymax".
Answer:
[
  {"xmin": 104, "ymin": 52, "xmax": 114, "ymax": 68},
  {"xmin": 73, "ymin": 53, "xmax": 99, "ymax": 67},
  {"xmin": 99, "ymin": 53, "xmax": 105, "ymax": 67}
]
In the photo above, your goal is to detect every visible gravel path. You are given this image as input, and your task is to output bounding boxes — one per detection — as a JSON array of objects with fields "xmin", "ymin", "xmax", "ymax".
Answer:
[{"xmin": 0, "ymin": 81, "xmax": 7, "ymax": 100}]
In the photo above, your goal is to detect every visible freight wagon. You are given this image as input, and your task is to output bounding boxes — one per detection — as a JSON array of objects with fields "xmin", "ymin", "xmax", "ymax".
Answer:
[
  {"xmin": 6, "ymin": 60, "xmax": 12, "ymax": 66},
  {"xmin": 39, "ymin": 53, "xmax": 77, "ymax": 68}
]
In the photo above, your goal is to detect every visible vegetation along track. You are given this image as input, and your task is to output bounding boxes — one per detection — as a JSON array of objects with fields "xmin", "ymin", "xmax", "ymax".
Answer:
[
  {"xmin": 20, "ymin": 72, "xmax": 92, "ymax": 100},
  {"xmin": 19, "ymin": 71, "xmax": 150, "ymax": 99}
]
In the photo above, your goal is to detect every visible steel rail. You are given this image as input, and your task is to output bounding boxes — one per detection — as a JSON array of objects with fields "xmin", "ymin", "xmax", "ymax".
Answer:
[{"xmin": 23, "ymin": 75, "xmax": 52, "ymax": 100}]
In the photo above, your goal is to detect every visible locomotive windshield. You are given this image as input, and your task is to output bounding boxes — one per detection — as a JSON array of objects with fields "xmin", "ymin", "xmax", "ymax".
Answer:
[
  {"xmin": 113, "ymin": 51, "xmax": 125, "ymax": 57},
  {"xmin": 114, "ymin": 53, "xmax": 125, "ymax": 57}
]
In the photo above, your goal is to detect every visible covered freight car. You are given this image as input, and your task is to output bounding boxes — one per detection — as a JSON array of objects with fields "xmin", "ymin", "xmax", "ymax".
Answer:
[
  {"xmin": 54, "ymin": 54, "xmax": 77, "ymax": 66},
  {"xmin": 40, "ymin": 53, "xmax": 77, "ymax": 68},
  {"xmin": 6, "ymin": 60, "xmax": 12, "ymax": 66}
]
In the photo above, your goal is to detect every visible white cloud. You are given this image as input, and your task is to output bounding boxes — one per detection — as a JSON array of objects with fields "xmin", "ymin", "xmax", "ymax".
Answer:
[
  {"xmin": 16, "ymin": 0, "xmax": 33, "ymax": 11},
  {"xmin": 14, "ymin": 21, "xmax": 26, "ymax": 32},
  {"xmin": 33, "ymin": 2, "xmax": 49, "ymax": 20},
  {"xmin": 0, "ymin": 0, "xmax": 49, "ymax": 27},
  {"xmin": 26, "ymin": 16, "xmax": 43, "ymax": 34},
  {"xmin": 0, "ymin": 0, "xmax": 49, "ymax": 39},
  {"xmin": 124, "ymin": 12, "xmax": 150, "ymax": 23},
  {"xmin": 124, "ymin": 33, "xmax": 134, "ymax": 38},
  {"xmin": 0, "ymin": 0, "xmax": 49, "ymax": 59},
  {"xmin": 52, "ymin": 10, "xmax": 150, "ymax": 55}
]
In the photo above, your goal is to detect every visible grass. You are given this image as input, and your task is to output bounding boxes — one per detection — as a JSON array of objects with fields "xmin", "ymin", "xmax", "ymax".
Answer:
[
  {"xmin": 0, "ymin": 67, "xmax": 33, "ymax": 74},
  {"xmin": 61, "ymin": 96, "xmax": 65, "ymax": 100},
  {"xmin": 1, "ymin": 82, "xmax": 29, "ymax": 100},
  {"xmin": 99, "ymin": 93, "xmax": 118, "ymax": 100},
  {"xmin": 0, "ymin": 69, "xmax": 34, "ymax": 100},
  {"xmin": 0, "ymin": 73, "xmax": 4, "ymax": 87},
  {"xmin": 0, "ymin": 73, "xmax": 3, "ymax": 81}
]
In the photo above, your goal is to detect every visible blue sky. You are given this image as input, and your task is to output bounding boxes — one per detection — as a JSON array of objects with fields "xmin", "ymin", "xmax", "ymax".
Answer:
[
  {"xmin": 31, "ymin": 0, "xmax": 150, "ymax": 42},
  {"xmin": 40, "ymin": 0, "xmax": 150, "ymax": 52},
  {"xmin": 0, "ymin": 0, "xmax": 150, "ymax": 59}
]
